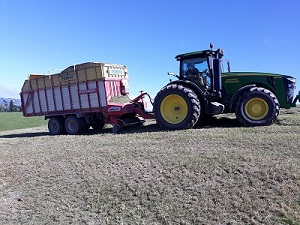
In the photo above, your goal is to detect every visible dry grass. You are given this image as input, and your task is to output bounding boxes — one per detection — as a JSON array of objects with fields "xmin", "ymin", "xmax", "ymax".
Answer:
[{"xmin": 0, "ymin": 108, "xmax": 300, "ymax": 225}]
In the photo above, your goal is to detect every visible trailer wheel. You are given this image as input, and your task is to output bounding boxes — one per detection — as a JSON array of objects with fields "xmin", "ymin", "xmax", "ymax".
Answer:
[
  {"xmin": 154, "ymin": 84, "xmax": 200, "ymax": 130},
  {"xmin": 65, "ymin": 115, "xmax": 87, "ymax": 135},
  {"xmin": 112, "ymin": 121, "xmax": 124, "ymax": 133},
  {"xmin": 235, "ymin": 87, "xmax": 279, "ymax": 126},
  {"xmin": 48, "ymin": 117, "xmax": 65, "ymax": 135}
]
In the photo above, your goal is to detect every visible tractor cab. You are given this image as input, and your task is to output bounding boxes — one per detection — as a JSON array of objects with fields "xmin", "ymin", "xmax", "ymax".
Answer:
[
  {"xmin": 175, "ymin": 45, "xmax": 225, "ymax": 99},
  {"xmin": 179, "ymin": 55, "xmax": 210, "ymax": 89}
]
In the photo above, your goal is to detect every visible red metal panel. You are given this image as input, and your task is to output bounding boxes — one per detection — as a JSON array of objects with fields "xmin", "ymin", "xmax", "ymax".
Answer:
[
  {"xmin": 104, "ymin": 79, "xmax": 122, "ymax": 101},
  {"xmin": 98, "ymin": 80, "xmax": 107, "ymax": 106},
  {"xmin": 22, "ymin": 91, "xmax": 34, "ymax": 116},
  {"xmin": 86, "ymin": 81, "xmax": 91, "ymax": 110},
  {"xmin": 20, "ymin": 93, "xmax": 26, "ymax": 116},
  {"xmin": 36, "ymin": 79, "xmax": 42, "ymax": 114},
  {"xmin": 44, "ymin": 88, "xmax": 50, "ymax": 114},
  {"xmin": 96, "ymin": 80, "xmax": 101, "ymax": 108},
  {"xmin": 52, "ymin": 86, "xmax": 57, "ymax": 112},
  {"xmin": 67, "ymin": 84, "xmax": 74, "ymax": 111},
  {"xmin": 45, "ymin": 89, "xmax": 54, "ymax": 112},
  {"xmin": 77, "ymin": 82, "xmax": 83, "ymax": 111},
  {"xmin": 59, "ymin": 86, "xmax": 65, "ymax": 111},
  {"xmin": 61, "ymin": 86, "xmax": 71, "ymax": 111}
]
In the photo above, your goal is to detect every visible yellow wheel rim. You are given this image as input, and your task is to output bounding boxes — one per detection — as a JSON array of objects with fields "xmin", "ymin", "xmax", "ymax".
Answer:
[
  {"xmin": 160, "ymin": 94, "xmax": 188, "ymax": 124},
  {"xmin": 245, "ymin": 98, "xmax": 269, "ymax": 120}
]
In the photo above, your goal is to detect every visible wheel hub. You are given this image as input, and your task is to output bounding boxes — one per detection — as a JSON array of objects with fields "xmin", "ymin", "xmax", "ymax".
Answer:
[
  {"xmin": 245, "ymin": 98, "xmax": 269, "ymax": 120},
  {"xmin": 160, "ymin": 94, "xmax": 188, "ymax": 124}
]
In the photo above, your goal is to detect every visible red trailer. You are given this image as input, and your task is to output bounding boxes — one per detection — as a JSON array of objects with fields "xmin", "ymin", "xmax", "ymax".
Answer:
[{"xmin": 20, "ymin": 62, "xmax": 154, "ymax": 134}]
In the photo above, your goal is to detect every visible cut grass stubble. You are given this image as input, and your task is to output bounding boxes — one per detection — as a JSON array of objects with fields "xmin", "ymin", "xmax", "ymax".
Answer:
[{"xmin": 0, "ymin": 109, "xmax": 300, "ymax": 224}]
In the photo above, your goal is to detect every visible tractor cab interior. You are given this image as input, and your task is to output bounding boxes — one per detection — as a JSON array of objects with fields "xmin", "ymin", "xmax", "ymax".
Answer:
[{"xmin": 181, "ymin": 57, "xmax": 211, "ymax": 89}]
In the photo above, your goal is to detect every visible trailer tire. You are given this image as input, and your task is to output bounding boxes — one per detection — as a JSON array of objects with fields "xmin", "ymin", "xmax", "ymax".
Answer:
[
  {"xmin": 112, "ymin": 124, "xmax": 123, "ymax": 133},
  {"xmin": 235, "ymin": 87, "xmax": 279, "ymax": 126},
  {"xmin": 154, "ymin": 84, "xmax": 200, "ymax": 130},
  {"xmin": 48, "ymin": 117, "xmax": 65, "ymax": 135},
  {"xmin": 65, "ymin": 115, "xmax": 87, "ymax": 135}
]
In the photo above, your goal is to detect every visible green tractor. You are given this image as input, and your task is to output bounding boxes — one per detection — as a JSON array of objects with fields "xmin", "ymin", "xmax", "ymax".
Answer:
[{"xmin": 153, "ymin": 44, "xmax": 300, "ymax": 129}]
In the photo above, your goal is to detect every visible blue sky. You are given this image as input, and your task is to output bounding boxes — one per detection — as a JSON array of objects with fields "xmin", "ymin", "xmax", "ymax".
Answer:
[{"xmin": 0, "ymin": 0, "xmax": 300, "ymax": 100}]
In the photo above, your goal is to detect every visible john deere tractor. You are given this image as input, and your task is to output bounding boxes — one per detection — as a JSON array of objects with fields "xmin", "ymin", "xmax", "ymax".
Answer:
[{"xmin": 153, "ymin": 44, "xmax": 300, "ymax": 129}]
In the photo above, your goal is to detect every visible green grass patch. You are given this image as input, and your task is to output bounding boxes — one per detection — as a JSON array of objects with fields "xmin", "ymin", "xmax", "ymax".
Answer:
[{"xmin": 0, "ymin": 112, "xmax": 47, "ymax": 131}]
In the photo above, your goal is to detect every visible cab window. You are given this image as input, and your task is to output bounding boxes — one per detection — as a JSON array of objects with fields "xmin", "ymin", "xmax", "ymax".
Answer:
[{"xmin": 181, "ymin": 58, "xmax": 208, "ymax": 76}]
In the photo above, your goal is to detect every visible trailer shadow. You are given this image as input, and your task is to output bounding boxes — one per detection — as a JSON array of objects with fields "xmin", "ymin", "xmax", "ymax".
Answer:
[
  {"xmin": 0, "ymin": 126, "xmax": 114, "ymax": 138},
  {"xmin": 0, "ymin": 131, "xmax": 50, "ymax": 138},
  {"xmin": 0, "ymin": 117, "xmax": 242, "ymax": 138}
]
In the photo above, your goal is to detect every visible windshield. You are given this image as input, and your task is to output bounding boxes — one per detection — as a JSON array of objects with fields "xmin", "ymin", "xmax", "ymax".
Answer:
[
  {"xmin": 180, "ymin": 57, "xmax": 211, "ymax": 90},
  {"xmin": 181, "ymin": 58, "xmax": 208, "ymax": 76}
]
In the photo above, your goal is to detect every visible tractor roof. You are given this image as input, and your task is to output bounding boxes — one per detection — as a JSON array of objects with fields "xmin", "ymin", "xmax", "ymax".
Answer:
[{"xmin": 175, "ymin": 49, "xmax": 223, "ymax": 61}]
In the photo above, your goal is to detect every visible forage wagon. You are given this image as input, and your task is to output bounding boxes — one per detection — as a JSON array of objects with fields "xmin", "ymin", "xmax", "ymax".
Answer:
[{"xmin": 20, "ymin": 62, "xmax": 154, "ymax": 134}]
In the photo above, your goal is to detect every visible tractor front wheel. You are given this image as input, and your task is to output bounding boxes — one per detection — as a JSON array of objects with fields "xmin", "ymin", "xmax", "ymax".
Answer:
[
  {"xmin": 235, "ymin": 87, "xmax": 279, "ymax": 126},
  {"xmin": 153, "ymin": 84, "xmax": 200, "ymax": 130}
]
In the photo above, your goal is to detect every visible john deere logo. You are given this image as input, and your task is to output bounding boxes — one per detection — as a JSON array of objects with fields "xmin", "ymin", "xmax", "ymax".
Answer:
[{"xmin": 225, "ymin": 78, "xmax": 239, "ymax": 84}]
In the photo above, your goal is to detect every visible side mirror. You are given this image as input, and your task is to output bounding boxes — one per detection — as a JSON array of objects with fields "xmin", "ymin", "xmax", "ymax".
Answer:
[
  {"xmin": 167, "ymin": 72, "xmax": 179, "ymax": 78},
  {"xmin": 227, "ymin": 61, "xmax": 231, "ymax": 72}
]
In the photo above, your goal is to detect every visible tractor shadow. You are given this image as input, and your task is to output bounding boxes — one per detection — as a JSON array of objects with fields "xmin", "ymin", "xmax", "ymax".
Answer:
[
  {"xmin": 196, "ymin": 115, "xmax": 241, "ymax": 129},
  {"xmin": 119, "ymin": 122, "xmax": 162, "ymax": 134},
  {"xmin": 121, "ymin": 116, "xmax": 242, "ymax": 134}
]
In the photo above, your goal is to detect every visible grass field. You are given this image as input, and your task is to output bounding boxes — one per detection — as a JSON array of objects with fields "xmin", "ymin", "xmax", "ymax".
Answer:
[
  {"xmin": 0, "ymin": 112, "xmax": 47, "ymax": 131},
  {"xmin": 0, "ymin": 108, "xmax": 299, "ymax": 225}
]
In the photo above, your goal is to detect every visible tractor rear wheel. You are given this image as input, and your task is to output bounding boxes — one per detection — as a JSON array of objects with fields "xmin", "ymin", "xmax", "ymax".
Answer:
[
  {"xmin": 235, "ymin": 87, "xmax": 279, "ymax": 126},
  {"xmin": 48, "ymin": 117, "xmax": 65, "ymax": 135},
  {"xmin": 154, "ymin": 84, "xmax": 200, "ymax": 130},
  {"xmin": 65, "ymin": 115, "xmax": 87, "ymax": 135}
]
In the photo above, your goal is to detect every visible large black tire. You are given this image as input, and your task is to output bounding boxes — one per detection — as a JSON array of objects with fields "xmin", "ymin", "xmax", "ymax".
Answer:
[
  {"xmin": 64, "ymin": 115, "xmax": 87, "ymax": 135},
  {"xmin": 235, "ymin": 87, "xmax": 279, "ymax": 126},
  {"xmin": 153, "ymin": 84, "xmax": 200, "ymax": 130},
  {"xmin": 48, "ymin": 117, "xmax": 65, "ymax": 135}
]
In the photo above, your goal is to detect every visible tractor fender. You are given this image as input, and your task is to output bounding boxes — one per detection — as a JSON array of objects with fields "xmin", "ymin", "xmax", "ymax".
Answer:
[
  {"xmin": 229, "ymin": 84, "xmax": 256, "ymax": 112},
  {"xmin": 164, "ymin": 80, "xmax": 205, "ymax": 98},
  {"xmin": 161, "ymin": 80, "xmax": 215, "ymax": 115}
]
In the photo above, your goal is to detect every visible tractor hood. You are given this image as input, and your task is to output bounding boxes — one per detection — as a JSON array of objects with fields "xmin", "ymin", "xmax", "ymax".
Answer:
[
  {"xmin": 222, "ymin": 71, "xmax": 300, "ymax": 106},
  {"xmin": 222, "ymin": 71, "xmax": 295, "ymax": 79}
]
